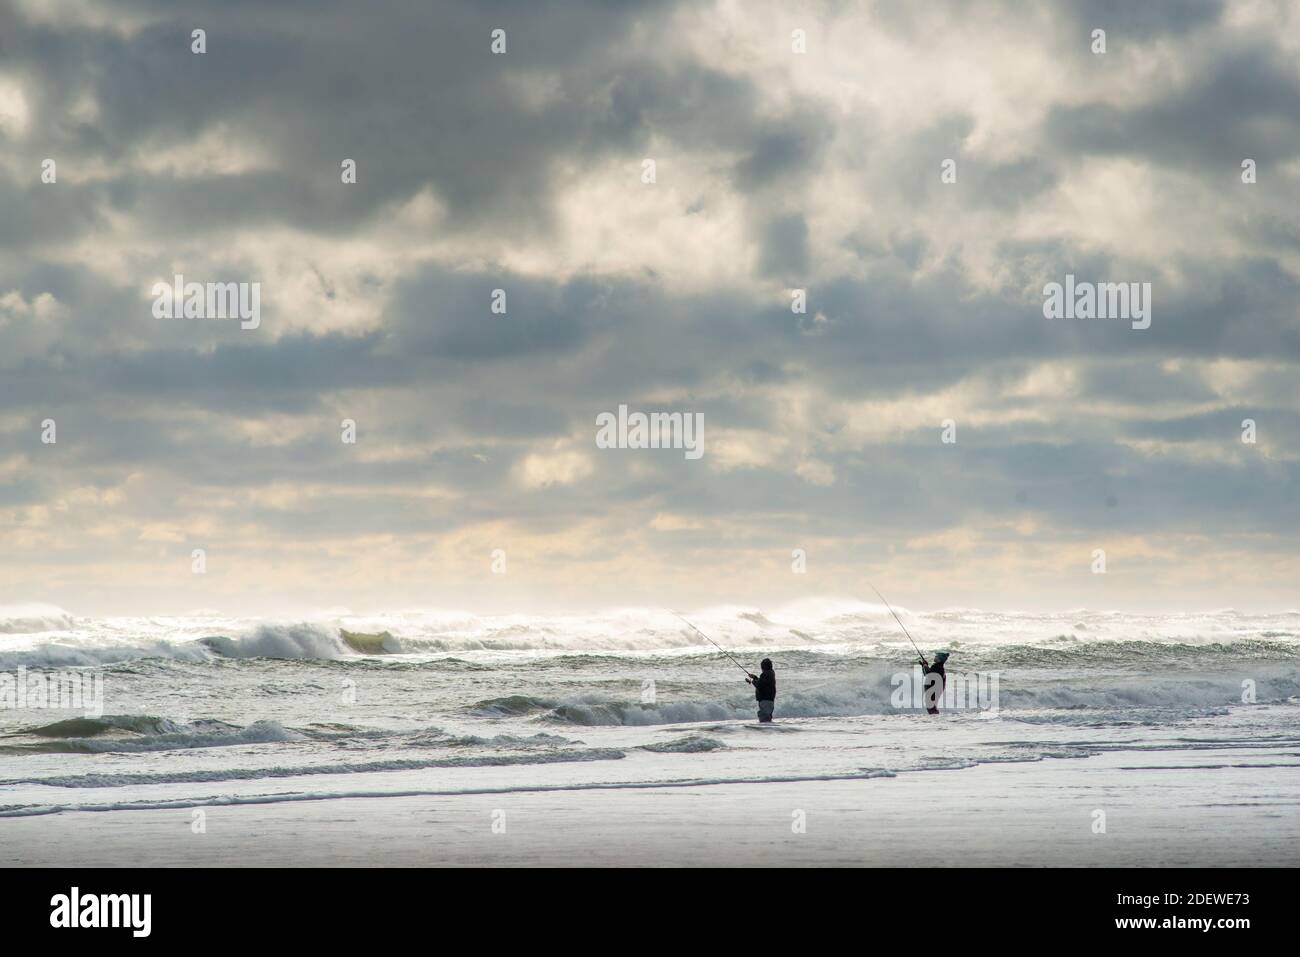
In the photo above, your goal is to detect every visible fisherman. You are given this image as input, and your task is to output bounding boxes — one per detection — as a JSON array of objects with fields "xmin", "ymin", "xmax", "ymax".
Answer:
[
  {"xmin": 746, "ymin": 658, "xmax": 776, "ymax": 722},
  {"xmin": 920, "ymin": 651, "xmax": 950, "ymax": 715}
]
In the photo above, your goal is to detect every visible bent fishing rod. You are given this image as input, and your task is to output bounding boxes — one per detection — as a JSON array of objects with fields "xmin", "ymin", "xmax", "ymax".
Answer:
[
  {"xmin": 867, "ymin": 583, "xmax": 928, "ymax": 667},
  {"xmin": 669, "ymin": 611, "xmax": 755, "ymax": 678}
]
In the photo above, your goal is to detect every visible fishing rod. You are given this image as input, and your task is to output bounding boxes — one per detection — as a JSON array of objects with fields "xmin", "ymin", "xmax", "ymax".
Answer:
[
  {"xmin": 669, "ymin": 611, "xmax": 755, "ymax": 678},
  {"xmin": 867, "ymin": 583, "xmax": 928, "ymax": 666}
]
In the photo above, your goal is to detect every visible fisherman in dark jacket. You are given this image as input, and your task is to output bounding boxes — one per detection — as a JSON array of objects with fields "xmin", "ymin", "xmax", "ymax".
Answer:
[
  {"xmin": 920, "ymin": 651, "xmax": 950, "ymax": 715},
  {"xmin": 746, "ymin": 658, "xmax": 776, "ymax": 722}
]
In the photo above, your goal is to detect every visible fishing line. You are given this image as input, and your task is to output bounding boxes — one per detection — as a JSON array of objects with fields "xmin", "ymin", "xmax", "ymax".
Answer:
[
  {"xmin": 866, "ymin": 583, "xmax": 927, "ymax": 665},
  {"xmin": 669, "ymin": 610, "xmax": 754, "ymax": 677}
]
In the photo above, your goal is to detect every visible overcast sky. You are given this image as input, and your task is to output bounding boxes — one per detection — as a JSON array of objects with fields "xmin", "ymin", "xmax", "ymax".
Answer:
[{"xmin": 1, "ymin": 0, "xmax": 1298, "ymax": 616}]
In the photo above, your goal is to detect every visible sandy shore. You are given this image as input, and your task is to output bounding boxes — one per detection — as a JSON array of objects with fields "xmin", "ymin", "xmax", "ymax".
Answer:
[{"xmin": 5, "ymin": 746, "xmax": 1297, "ymax": 867}]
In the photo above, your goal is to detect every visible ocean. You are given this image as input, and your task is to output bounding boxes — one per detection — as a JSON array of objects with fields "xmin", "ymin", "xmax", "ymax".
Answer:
[{"xmin": 2, "ymin": 601, "xmax": 1298, "ymax": 866}]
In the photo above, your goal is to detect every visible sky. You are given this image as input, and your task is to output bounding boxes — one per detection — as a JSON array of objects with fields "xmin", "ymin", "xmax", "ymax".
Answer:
[{"xmin": 0, "ymin": 0, "xmax": 1298, "ymax": 617}]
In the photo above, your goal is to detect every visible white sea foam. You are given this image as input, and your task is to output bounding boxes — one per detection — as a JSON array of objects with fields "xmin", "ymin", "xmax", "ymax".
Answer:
[
  {"xmin": 199, "ymin": 623, "xmax": 348, "ymax": 660},
  {"xmin": 0, "ymin": 603, "xmax": 78, "ymax": 634},
  {"xmin": 1, "ymin": 604, "xmax": 1294, "ymax": 668},
  {"xmin": 1, "ymin": 603, "xmax": 1296, "ymax": 834}
]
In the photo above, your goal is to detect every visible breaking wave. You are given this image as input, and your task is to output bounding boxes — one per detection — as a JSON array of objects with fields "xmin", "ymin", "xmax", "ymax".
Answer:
[
  {"xmin": 0, "ymin": 716, "xmax": 304, "ymax": 754},
  {"xmin": 1, "ymin": 604, "xmax": 1297, "ymax": 668},
  {"xmin": 0, "ymin": 604, "xmax": 78, "ymax": 634},
  {"xmin": 463, "ymin": 667, "xmax": 1300, "ymax": 728},
  {"xmin": 7, "ymin": 748, "xmax": 627, "ymax": 789},
  {"xmin": 199, "ymin": 623, "xmax": 348, "ymax": 660},
  {"xmin": 641, "ymin": 736, "xmax": 727, "ymax": 753}
]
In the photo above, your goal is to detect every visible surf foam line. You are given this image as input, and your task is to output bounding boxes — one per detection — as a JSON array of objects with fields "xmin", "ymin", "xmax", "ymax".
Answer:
[
  {"xmin": 3, "ymin": 748, "xmax": 628, "ymax": 789},
  {"xmin": 4, "ymin": 746, "xmax": 1121, "ymax": 819},
  {"xmin": 0, "ymin": 768, "xmax": 906, "ymax": 817},
  {"xmin": 20, "ymin": 731, "xmax": 1248, "ymax": 817},
  {"xmin": 0, "ymin": 719, "xmax": 304, "ymax": 754},
  {"xmin": 987, "ymin": 735, "xmax": 1300, "ymax": 755}
]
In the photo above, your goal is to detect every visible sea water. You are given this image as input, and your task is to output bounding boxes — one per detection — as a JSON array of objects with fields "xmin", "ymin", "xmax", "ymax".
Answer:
[{"xmin": 1, "ymin": 601, "xmax": 1297, "ymax": 864}]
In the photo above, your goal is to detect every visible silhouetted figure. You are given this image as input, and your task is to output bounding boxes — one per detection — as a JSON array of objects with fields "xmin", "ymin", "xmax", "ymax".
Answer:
[
  {"xmin": 921, "ymin": 651, "xmax": 950, "ymax": 714},
  {"xmin": 747, "ymin": 658, "xmax": 776, "ymax": 722}
]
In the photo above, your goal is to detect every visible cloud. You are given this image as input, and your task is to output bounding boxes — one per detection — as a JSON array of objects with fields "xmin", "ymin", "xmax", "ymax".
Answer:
[{"xmin": 0, "ymin": 0, "xmax": 1297, "ymax": 613}]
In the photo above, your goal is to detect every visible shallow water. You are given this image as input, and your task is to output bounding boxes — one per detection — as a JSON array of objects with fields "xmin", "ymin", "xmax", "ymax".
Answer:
[{"xmin": 1, "ymin": 604, "xmax": 1298, "ymax": 847}]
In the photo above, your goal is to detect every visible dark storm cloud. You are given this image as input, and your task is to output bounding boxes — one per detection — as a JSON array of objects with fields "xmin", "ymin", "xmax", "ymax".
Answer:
[
  {"xmin": 1121, "ymin": 407, "xmax": 1288, "ymax": 443},
  {"xmin": 2, "ymin": 0, "xmax": 834, "ymax": 245},
  {"xmin": 1045, "ymin": 43, "xmax": 1300, "ymax": 176},
  {"xmin": 1, "ymin": 0, "xmax": 1298, "ymax": 609},
  {"xmin": 889, "ymin": 115, "xmax": 1058, "ymax": 212},
  {"xmin": 732, "ymin": 110, "xmax": 835, "ymax": 191},
  {"xmin": 1060, "ymin": 0, "xmax": 1224, "ymax": 39},
  {"xmin": 385, "ymin": 269, "xmax": 611, "ymax": 361},
  {"xmin": 0, "ymin": 181, "xmax": 110, "ymax": 248},
  {"xmin": 2, "ymin": 245, "xmax": 1296, "ymax": 467},
  {"xmin": 758, "ymin": 213, "xmax": 810, "ymax": 279}
]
